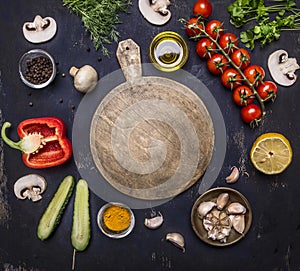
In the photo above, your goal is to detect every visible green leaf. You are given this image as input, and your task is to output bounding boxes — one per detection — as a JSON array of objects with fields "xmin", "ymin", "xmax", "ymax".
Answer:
[
  {"xmin": 62, "ymin": 0, "xmax": 132, "ymax": 56},
  {"xmin": 253, "ymin": 25, "xmax": 261, "ymax": 34}
]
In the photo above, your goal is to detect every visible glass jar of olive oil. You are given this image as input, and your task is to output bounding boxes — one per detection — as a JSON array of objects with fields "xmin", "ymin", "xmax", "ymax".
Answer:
[{"xmin": 148, "ymin": 31, "xmax": 189, "ymax": 72}]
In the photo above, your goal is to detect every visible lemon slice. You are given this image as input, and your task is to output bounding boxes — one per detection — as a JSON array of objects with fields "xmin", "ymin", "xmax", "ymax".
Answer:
[{"xmin": 250, "ymin": 132, "xmax": 292, "ymax": 175}]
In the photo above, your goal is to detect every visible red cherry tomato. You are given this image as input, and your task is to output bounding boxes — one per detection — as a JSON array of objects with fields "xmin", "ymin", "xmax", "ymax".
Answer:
[
  {"xmin": 221, "ymin": 68, "xmax": 242, "ymax": 89},
  {"xmin": 243, "ymin": 65, "xmax": 265, "ymax": 86},
  {"xmin": 205, "ymin": 20, "xmax": 224, "ymax": 40},
  {"xmin": 241, "ymin": 104, "xmax": 262, "ymax": 124},
  {"xmin": 185, "ymin": 17, "xmax": 204, "ymax": 38},
  {"xmin": 207, "ymin": 53, "xmax": 228, "ymax": 75},
  {"xmin": 219, "ymin": 33, "xmax": 238, "ymax": 54},
  {"xmin": 232, "ymin": 85, "xmax": 254, "ymax": 106},
  {"xmin": 196, "ymin": 38, "xmax": 216, "ymax": 58},
  {"xmin": 230, "ymin": 48, "xmax": 251, "ymax": 70},
  {"xmin": 257, "ymin": 81, "xmax": 278, "ymax": 101},
  {"xmin": 193, "ymin": 0, "xmax": 213, "ymax": 18}
]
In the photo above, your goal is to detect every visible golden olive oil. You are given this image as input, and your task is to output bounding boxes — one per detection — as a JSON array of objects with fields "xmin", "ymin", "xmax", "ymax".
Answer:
[{"xmin": 149, "ymin": 31, "xmax": 188, "ymax": 72}]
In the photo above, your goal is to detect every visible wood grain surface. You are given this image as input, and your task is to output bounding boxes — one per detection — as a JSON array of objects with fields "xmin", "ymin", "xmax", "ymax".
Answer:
[{"xmin": 90, "ymin": 76, "xmax": 214, "ymax": 199}]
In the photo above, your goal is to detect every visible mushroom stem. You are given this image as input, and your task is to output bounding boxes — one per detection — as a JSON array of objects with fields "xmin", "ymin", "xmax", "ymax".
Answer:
[{"xmin": 69, "ymin": 67, "xmax": 79, "ymax": 77}]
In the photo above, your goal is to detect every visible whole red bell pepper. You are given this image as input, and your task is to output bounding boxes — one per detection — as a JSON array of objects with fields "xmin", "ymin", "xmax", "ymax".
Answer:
[{"xmin": 1, "ymin": 117, "xmax": 72, "ymax": 168}]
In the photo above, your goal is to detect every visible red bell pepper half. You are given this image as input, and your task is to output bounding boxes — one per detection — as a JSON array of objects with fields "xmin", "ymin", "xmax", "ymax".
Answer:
[{"xmin": 1, "ymin": 117, "xmax": 72, "ymax": 168}]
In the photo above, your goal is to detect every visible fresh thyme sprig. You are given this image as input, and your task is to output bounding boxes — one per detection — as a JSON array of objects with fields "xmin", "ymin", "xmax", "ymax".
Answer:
[{"xmin": 62, "ymin": 0, "xmax": 132, "ymax": 56}]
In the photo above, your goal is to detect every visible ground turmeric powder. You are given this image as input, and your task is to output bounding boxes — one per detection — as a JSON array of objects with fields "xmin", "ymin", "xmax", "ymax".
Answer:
[{"xmin": 103, "ymin": 204, "xmax": 131, "ymax": 232}]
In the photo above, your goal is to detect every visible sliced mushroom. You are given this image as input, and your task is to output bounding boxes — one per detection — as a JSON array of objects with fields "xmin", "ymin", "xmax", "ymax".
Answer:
[
  {"xmin": 23, "ymin": 15, "xmax": 57, "ymax": 43},
  {"xmin": 14, "ymin": 174, "xmax": 47, "ymax": 202},
  {"xmin": 139, "ymin": 0, "xmax": 171, "ymax": 25},
  {"xmin": 268, "ymin": 49, "xmax": 300, "ymax": 86}
]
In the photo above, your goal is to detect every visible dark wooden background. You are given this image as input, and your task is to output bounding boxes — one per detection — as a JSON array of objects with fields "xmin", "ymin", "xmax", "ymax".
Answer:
[{"xmin": 0, "ymin": 0, "xmax": 300, "ymax": 270}]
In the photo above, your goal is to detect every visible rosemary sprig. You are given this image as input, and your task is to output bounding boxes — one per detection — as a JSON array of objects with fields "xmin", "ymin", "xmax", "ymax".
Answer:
[{"xmin": 62, "ymin": 0, "xmax": 132, "ymax": 56}]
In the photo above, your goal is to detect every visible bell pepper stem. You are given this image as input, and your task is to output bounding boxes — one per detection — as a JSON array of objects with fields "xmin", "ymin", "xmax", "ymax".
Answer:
[
  {"xmin": 1, "ymin": 121, "xmax": 43, "ymax": 154},
  {"xmin": 1, "ymin": 122, "xmax": 23, "ymax": 151}
]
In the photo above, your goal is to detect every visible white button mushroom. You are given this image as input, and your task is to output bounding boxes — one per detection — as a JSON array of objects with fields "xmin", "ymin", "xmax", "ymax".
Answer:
[
  {"xmin": 138, "ymin": 0, "xmax": 172, "ymax": 25},
  {"xmin": 69, "ymin": 65, "xmax": 98, "ymax": 93},
  {"xmin": 14, "ymin": 174, "xmax": 47, "ymax": 202},
  {"xmin": 268, "ymin": 49, "xmax": 300, "ymax": 86},
  {"xmin": 22, "ymin": 15, "xmax": 57, "ymax": 43}
]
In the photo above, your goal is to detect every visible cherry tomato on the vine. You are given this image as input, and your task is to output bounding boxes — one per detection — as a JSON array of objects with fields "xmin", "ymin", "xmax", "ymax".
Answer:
[
  {"xmin": 232, "ymin": 85, "xmax": 254, "ymax": 106},
  {"xmin": 230, "ymin": 48, "xmax": 251, "ymax": 70},
  {"xmin": 243, "ymin": 65, "xmax": 265, "ymax": 86},
  {"xmin": 196, "ymin": 38, "xmax": 216, "ymax": 58},
  {"xmin": 257, "ymin": 81, "xmax": 278, "ymax": 101},
  {"xmin": 207, "ymin": 53, "xmax": 228, "ymax": 75},
  {"xmin": 241, "ymin": 104, "xmax": 262, "ymax": 124},
  {"xmin": 221, "ymin": 68, "xmax": 242, "ymax": 89},
  {"xmin": 205, "ymin": 20, "xmax": 224, "ymax": 40},
  {"xmin": 219, "ymin": 33, "xmax": 238, "ymax": 54},
  {"xmin": 193, "ymin": 0, "xmax": 212, "ymax": 18},
  {"xmin": 185, "ymin": 17, "xmax": 204, "ymax": 38}
]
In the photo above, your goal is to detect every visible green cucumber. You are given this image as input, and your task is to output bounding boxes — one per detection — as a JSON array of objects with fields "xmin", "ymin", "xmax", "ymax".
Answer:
[
  {"xmin": 71, "ymin": 179, "xmax": 90, "ymax": 251},
  {"xmin": 37, "ymin": 175, "xmax": 75, "ymax": 241}
]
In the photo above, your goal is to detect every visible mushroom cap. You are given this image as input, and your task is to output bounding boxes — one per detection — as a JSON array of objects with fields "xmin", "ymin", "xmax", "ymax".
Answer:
[
  {"xmin": 139, "ymin": 0, "xmax": 171, "ymax": 26},
  {"xmin": 23, "ymin": 15, "xmax": 57, "ymax": 43},
  {"xmin": 70, "ymin": 65, "xmax": 98, "ymax": 93},
  {"xmin": 14, "ymin": 174, "xmax": 47, "ymax": 201},
  {"xmin": 268, "ymin": 49, "xmax": 300, "ymax": 87}
]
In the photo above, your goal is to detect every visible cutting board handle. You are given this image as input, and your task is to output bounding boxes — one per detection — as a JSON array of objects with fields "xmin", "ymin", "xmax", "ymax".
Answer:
[{"xmin": 116, "ymin": 39, "xmax": 142, "ymax": 82}]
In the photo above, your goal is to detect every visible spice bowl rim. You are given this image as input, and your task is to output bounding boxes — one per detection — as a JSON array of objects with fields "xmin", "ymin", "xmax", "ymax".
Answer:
[
  {"xmin": 97, "ymin": 201, "xmax": 135, "ymax": 239},
  {"xmin": 19, "ymin": 48, "xmax": 56, "ymax": 89}
]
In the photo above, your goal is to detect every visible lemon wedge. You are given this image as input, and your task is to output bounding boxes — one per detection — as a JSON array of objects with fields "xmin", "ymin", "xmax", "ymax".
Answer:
[{"xmin": 250, "ymin": 132, "xmax": 292, "ymax": 175}]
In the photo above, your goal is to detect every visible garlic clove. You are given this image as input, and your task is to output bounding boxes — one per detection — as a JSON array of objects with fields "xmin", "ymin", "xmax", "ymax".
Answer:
[
  {"xmin": 226, "ymin": 202, "xmax": 246, "ymax": 215},
  {"xmin": 229, "ymin": 215, "xmax": 245, "ymax": 234},
  {"xmin": 166, "ymin": 233, "xmax": 185, "ymax": 252},
  {"xmin": 144, "ymin": 212, "xmax": 163, "ymax": 229},
  {"xmin": 226, "ymin": 166, "xmax": 240, "ymax": 184},
  {"xmin": 216, "ymin": 193, "xmax": 229, "ymax": 210},
  {"xmin": 203, "ymin": 218, "xmax": 214, "ymax": 231},
  {"xmin": 197, "ymin": 201, "xmax": 216, "ymax": 219}
]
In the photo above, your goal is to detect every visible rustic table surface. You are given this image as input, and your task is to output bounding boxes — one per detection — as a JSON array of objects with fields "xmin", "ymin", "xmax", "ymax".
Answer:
[{"xmin": 1, "ymin": 0, "xmax": 300, "ymax": 270}]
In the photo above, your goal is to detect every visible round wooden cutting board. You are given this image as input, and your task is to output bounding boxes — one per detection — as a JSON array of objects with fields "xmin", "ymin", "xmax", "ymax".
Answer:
[{"xmin": 90, "ymin": 75, "xmax": 214, "ymax": 200}]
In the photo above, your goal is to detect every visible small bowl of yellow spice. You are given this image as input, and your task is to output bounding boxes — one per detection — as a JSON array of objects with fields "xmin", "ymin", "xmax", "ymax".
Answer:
[{"xmin": 97, "ymin": 202, "xmax": 135, "ymax": 239}]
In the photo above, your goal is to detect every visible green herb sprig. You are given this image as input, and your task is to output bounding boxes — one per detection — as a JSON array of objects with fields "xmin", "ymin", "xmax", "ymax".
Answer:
[
  {"xmin": 62, "ymin": 0, "xmax": 132, "ymax": 56},
  {"xmin": 228, "ymin": 0, "xmax": 300, "ymax": 49}
]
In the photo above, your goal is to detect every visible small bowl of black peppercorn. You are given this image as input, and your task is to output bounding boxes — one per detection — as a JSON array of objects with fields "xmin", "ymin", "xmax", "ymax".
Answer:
[{"xmin": 19, "ymin": 49, "xmax": 56, "ymax": 89}]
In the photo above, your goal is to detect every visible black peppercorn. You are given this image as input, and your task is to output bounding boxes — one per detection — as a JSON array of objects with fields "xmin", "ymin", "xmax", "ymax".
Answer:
[{"xmin": 25, "ymin": 56, "xmax": 53, "ymax": 85}]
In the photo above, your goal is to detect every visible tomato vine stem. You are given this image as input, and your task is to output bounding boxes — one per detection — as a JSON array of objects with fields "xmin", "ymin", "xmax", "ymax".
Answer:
[{"xmin": 181, "ymin": 17, "xmax": 267, "ymax": 118}]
